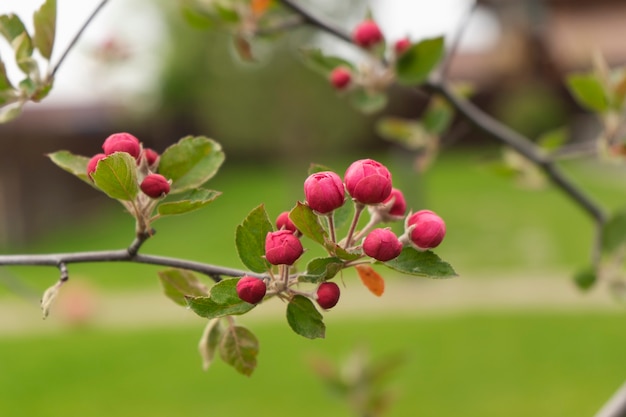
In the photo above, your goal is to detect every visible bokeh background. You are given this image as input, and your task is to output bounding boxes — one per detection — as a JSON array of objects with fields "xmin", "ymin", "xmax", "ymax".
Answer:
[{"xmin": 0, "ymin": 1, "xmax": 625, "ymax": 416}]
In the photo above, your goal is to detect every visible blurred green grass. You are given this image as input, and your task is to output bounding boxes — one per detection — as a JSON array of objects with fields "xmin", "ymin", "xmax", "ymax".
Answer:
[
  {"xmin": 0, "ymin": 312, "xmax": 623, "ymax": 417},
  {"xmin": 4, "ymin": 149, "xmax": 626, "ymax": 293}
]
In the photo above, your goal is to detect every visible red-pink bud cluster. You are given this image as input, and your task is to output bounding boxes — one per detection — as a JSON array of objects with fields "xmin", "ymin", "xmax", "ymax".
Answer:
[
  {"xmin": 352, "ymin": 20, "xmax": 384, "ymax": 48},
  {"xmin": 140, "ymin": 174, "xmax": 171, "ymax": 198},
  {"xmin": 344, "ymin": 159, "xmax": 392, "ymax": 205},
  {"xmin": 236, "ymin": 276, "xmax": 267, "ymax": 304},
  {"xmin": 265, "ymin": 230, "xmax": 304, "ymax": 265},
  {"xmin": 102, "ymin": 132, "xmax": 141, "ymax": 159},
  {"xmin": 406, "ymin": 210, "xmax": 446, "ymax": 250}
]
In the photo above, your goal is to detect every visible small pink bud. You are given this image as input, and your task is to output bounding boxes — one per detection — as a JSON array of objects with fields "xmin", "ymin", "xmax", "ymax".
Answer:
[
  {"xmin": 406, "ymin": 210, "xmax": 446, "ymax": 250},
  {"xmin": 276, "ymin": 211, "xmax": 298, "ymax": 233},
  {"xmin": 353, "ymin": 20, "xmax": 384, "ymax": 48},
  {"xmin": 316, "ymin": 282, "xmax": 340, "ymax": 309},
  {"xmin": 236, "ymin": 276, "xmax": 267, "ymax": 304},
  {"xmin": 142, "ymin": 148, "xmax": 159, "ymax": 166},
  {"xmin": 265, "ymin": 230, "xmax": 304, "ymax": 265},
  {"xmin": 363, "ymin": 228, "xmax": 402, "ymax": 261},
  {"xmin": 329, "ymin": 67, "xmax": 352, "ymax": 90},
  {"xmin": 394, "ymin": 37, "xmax": 411, "ymax": 55},
  {"xmin": 87, "ymin": 153, "xmax": 107, "ymax": 179},
  {"xmin": 304, "ymin": 171, "xmax": 345, "ymax": 214},
  {"xmin": 140, "ymin": 173, "xmax": 170, "ymax": 198},
  {"xmin": 344, "ymin": 159, "xmax": 392, "ymax": 204},
  {"xmin": 382, "ymin": 188, "xmax": 407, "ymax": 217},
  {"xmin": 102, "ymin": 132, "xmax": 141, "ymax": 159}
]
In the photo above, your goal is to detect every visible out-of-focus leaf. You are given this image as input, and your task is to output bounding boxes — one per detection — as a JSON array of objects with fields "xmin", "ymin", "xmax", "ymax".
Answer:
[
  {"xmin": 47, "ymin": 150, "xmax": 90, "ymax": 183},
  {"xmin": 573, "ymin": 267, "xmax": 596, "ymax": 291},
  {"xmin": 0, "ymin": 102, "xmax": 23, "ymax": 123},
  {"xmin": 158, "ymin": 268, "xmax": 208, "ymax": 306},
  {"xmin": 566, "ymin": 73, "xmax": 609, "ymax": 113},
  {"xmin": 300, "ymin": 48, "xmax": 353, "ymax": 75},
  {"xmin": 198, "ymin": 318, "xmax": 222, "ymax": 371},
  {"xmin": 350, "ymin": 88, "xmax": 387, "ymax": 114},
  {"xmin": 33, "ymin": 0, "xmax": 56, "ymax": 60},
  {"xmin": 355, "ymin": 264, "xmax": 384, "ymax": 296},
  {"xmin": 376, "ymin": 117, "xmax": 431, "ymax": 150},
  {"xmin": 219, "ymin": 324, "xmax": 259, "ymax": 376},
  {"xmin": 537, "ymin": 127, "xmax": 567, "ymax": 152},
  {"xmin": 601, "ymin": 209, "xmax": 626, "ymax": 254},
  {"xmin": 395, "ymin": 36, "xmax": 445, "ymax": 86}
]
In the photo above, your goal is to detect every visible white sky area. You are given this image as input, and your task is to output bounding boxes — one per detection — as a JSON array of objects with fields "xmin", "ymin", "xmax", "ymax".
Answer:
[{"xmin": 0, "ymin": 0, "xmax": 498, "ymax": 107}]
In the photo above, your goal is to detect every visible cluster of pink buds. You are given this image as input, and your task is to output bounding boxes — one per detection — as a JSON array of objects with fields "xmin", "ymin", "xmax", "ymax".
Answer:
[
  {"xmin": 86, "ymin": 132, "xmax": 170, "ymax": 199},
  {"xmin": 236, "ymin": 158, "xmax": 447, "ymax": 312}
]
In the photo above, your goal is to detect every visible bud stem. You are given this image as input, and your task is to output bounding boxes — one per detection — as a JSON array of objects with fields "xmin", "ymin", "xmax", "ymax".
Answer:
[
  {"xmin": 345, "ymin": 202, "xmax": 365, "ymax": 248},
  {"xmin": 352, "ymin": 211, "xmax": 383, "ymax": 243},
  {"xmin": 326, "ymin": 213, "xmax": 337, "ymax": 243}
]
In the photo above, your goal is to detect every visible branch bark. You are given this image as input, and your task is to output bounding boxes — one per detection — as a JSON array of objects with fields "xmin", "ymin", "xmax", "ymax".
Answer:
[{"xmin": 595, "ymin": 381, "xmax": 626, "ymax": 417}]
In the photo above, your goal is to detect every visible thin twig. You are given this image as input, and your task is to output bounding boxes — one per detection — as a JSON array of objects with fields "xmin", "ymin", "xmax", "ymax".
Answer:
[
  {"xmin": 50, "ymin": 0, "xmax": 110, "ymax": 78},
  {"xmin": 278, "ymin": 0, "xmax": 352, "ymax": 44},
  {"xmin": 438, "ymin": 1, "xmax": 477, "ymax": 81}
]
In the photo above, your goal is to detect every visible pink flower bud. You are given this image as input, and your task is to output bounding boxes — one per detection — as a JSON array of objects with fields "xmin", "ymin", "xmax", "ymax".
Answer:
[
  {"xmin": 276, "ymin": 211, "xmax": 298, "ymax": 233},
  {"xmin": 140, "ymin": 173, "xmax": 170, "ymax": 198},
  {"xmin": 304, "ymin": 171, "xmax": 345, "ymax": 214},
  {"xmin": 87, "ymin": 153, "xmax": 107, "ymax": 179},
  {"xmin": 316, "ymin": 281, "xmax": 340, "ymax": 309},
  {"xmin": 352, "ymin": 20, "xmax": 384, "ymax": 48},
  {"xmin": 363, "ymin": 228, "xmax": 402, "ymax": 261},
  {"xmin": 329, "ymin": 67, "xmax": 352, "ymax": 90},
  {"xmin": 102, "ymin": 132, "xmax": 141, "ymax": 159},
  {"xmin": 265, "ymin": 230, "xmax": 303, "ymax": 265},
  {"xmin": 394, "ymin": 37, "xmax": 411, "ymax": 55},
  {"xmin": 344, "ymin": 159, "xmax": 392, "ymax": 204},
  {"xmin": 142, "ymin": 148, "xmax": 159, "ymax": 166},
  {"xmin": 406, "ymin": 210, "xmax": 446, "ymax": 250},
  {"xmin": 236, "ymin": 276, "xmax": 267, "ymax": 304},
  {"xmin": 382, "ymin": 188, "xmax": 407, "ymax": 217}
]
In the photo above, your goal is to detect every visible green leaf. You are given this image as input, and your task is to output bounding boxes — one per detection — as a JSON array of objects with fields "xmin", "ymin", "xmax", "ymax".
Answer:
[
  {"xmin": 181, "ymin": 6, "xmax": 215, "ymax": 29},
  {"xmin": 289, "ymin": 202, "xmax": 328, "ymax": 245},
  {"xmin": 325, "ymin": 242, "xmax": 362, "ymax": 261},
  {"xmin": 299, "ymin": 257, "xmax": 344, "ymax": 283},
  {"xmin": 422, "ymin": 98, "xmax": 453, "ymax": 134},
  {"xmin": 300, "ymin": 48, "xmax": 353, "ymax": 75},
  {"xmin": 198, "ymin": 318, "xmax": 223, "ymax": 371},
  {"xmin": 219, "ymin": 324, "xmax": 259, "ymax": 377},
  {"xmin": 33, "ymin": 0, "xmax": 56, "ymax": 60},
  {"xmin": 376, "ymin": 117, "xmax": 431, "ymax": 150},
  {"xmin": 332, "ymin": 196, "xmax": 354, "ymax": 232},
  {"xmin": 537, "ymin": 127, "xmax": 567, "ymax": 152},
  {"xmin": 0, "ymin": 102, "xmax": 24, "ymax": 123},
  {"xmin": 157, "ymin": 188, "xmax": 221, "ymax": 217},
  {"xmin": 235, "ymin": 204, "xmax": 273, "ymax": 273},
  {"xmin": 157, "ymin": 268, "xmax": 208, "ymax": 306},
  {"xmin": 307, "ymin": 163, "xmax": 335, "ymax": 176},
  {"xmin": 158, "ymin": 136, "xmax": 225, "ymax": 194},
  {"xmin": 47, "ymin": 150, "xmax": 90, "ymax": 183},
  {"xmin": 350, "ymin": 88, "xmax": 388, "ymax": 114},
  {"xmin": 208, "ymin": 278, "xmax": 243, "ymax": 305},
  {"xmin": 573, "ymin": 267, "xmax": 597, "ymax": 291},
  {"xmin": 395, "ymin": 36, "xmax": 445, "ymax": 86},
  {"xmin": 381, "ymin": 247, "xmax": 457, "ymax": 278},
  {"xmin": 186, "ymin": 294, "xmax": 255, "ymax": 319},
  {"xmin": 286, "ymin": 295, "xmax": 325, "ymax": 339},
  {"xmin": 0, "ymin": 59, "xmax": 15, "ymax": 91},
  {"xmin": 91, "ymin": 152, "xmax": 139, "ymax": 201},
  {"xmin": 0, "ymin": 14, "xmax": 33, "ymax": 59},
  {"xmin": 601, "ymin": 209, "xmax": 626, "ymax": 254},
  {"xmin": 566, "ymin": 73, "xmax": 609, "ymax": 113}
]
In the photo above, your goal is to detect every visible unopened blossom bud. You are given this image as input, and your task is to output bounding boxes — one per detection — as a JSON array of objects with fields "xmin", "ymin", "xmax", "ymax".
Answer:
[
  {"xmin": 142, "ymin": 148, "xmax": 159, "ymax": 166},
  {"xmin": 87, "ymin": 153, "xmax": 107, "ymax": 179},
  {"xmin": 394, "ymin": 37, "xmax": 411, "ymax": 55},
  {"xmin": 382, "ymin": 188, "xmax": 407, "ymax": 217},
  {"xmin": 265, "ymin": 230, "xmax": 303, "ymax": 265},
  {"xmin": 316, "ymin": 281, "xmax": 340, "ymax": 309},
  {"xmin": 102, "ymin": 132, "xmax": 141, "ymax": 159},
  {"xmin": 276, "ymin": 211, "xmax": 298, "ymax": 233},
  {"xmin": 236, "ymin": 276, "xmax": 267, "ymax": 304},
  {"xmin": 329, "ymin": 67, "xmax": 352, "ymax": 90},
  {"xmin": 140, "ymin": 173, "xmax": 170, "ymax": 198},
  {"xmin": 304, "ymin": 171, "xmax": 345, "ymax": 214},
  {"xmin": 363, "ymin": 228, "xmax": 402, "ymax": 261},
  {"xmin": 344, "ymin": 159, "xmax": 392, "ymax": 204},
  {"xmin": 353, "ymin": 20, "xmax": 384, "ymax": 48},
  {"xmin": 406, "ymin": 209, "xmax": 446, "ymax": 250}
]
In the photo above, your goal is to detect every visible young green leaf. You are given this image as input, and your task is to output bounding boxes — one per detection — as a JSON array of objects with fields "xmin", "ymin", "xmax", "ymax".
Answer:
[
  {"xmin": 299, "ymin": 257, "xmax": 344, "ymax": 283},
  {"xmin": 395, "ymin": 36, "xmax": 445, "ymax": 86},
  {"xmin": 157, "ymin": 268, "xmax": 208, "ymax": 306},
  {"xmin": 158, "ymin": 136, "xmax": 225, "ymax": 194},
  {"xmin": 601, "ymin": 209, "xmax": 626, "ymax": 254},
  {"xmin": 0, "ymin": 103, "xmax": 24, "ymax": 123},
  {"xmin": 33, "ymin": 0, "xmax": 56, "ymax": 60},
  {"xmin": 208, "ymin": 278, "xmax": 242, "ymax": 305},
  {"xmin": 381, "ymin": 247, "xmax": 457, "ymax": 278},
  {"xmin": 186, "ymin": 294, "xmax": 255, "ymax": 319},
  {"xmin": 286, "ymin": 295, "xmax": 325, "ymax": 339},
  {"xmin": 566, "ymin": 73, "xmax": 609, "ymax": 113},
  {"xmin": 376, "ymin": 117, "xmax": 431, "ymax": 150},
  {"xmin": 47, "ymin": 150, "xmax": 90, "ymax": 183},
  {"xmin": 300, "ymin": 48, "xmax": 354, "ymax": 75},
  {"xmin": 289, "ymin": 202, "xmax": 328, "ymax": 245},
  {"xmin": 0, "ymin": 59, "xmax": 14, "ymax": 92},
  {"xmin": 198, "ymin": 318, "xmax": 223, "ymax": 371},
  {"xmin": 350, "ymin": 88, "xmax": 387, "ymax": 114},
  {"xmin": 235, "ymin": 204, "xmax": 273, "ymax": 273},
  {"xmin": 219, "ymin": 324, "xmax": 259, "ymax": 377},
  {"xmin": 0, "ymin": 14, "xmax": 33, "ymax": 58},
  {"xmin": 91, "ymin": 152, "xmax": 139, "ymax": 201},
  {"xmin": 157, "ymin": 189, "xmax": 221, "ymax": 217},
  {"xmin": 573, "ymin": 267, "xmax": 597, "ymax": 291}
]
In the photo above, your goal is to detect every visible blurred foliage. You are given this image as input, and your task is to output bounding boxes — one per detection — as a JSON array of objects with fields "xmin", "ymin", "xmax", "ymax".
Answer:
[{"xmin": 153, "ymin": 0, "xmax": 378, "ymax": 160}]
